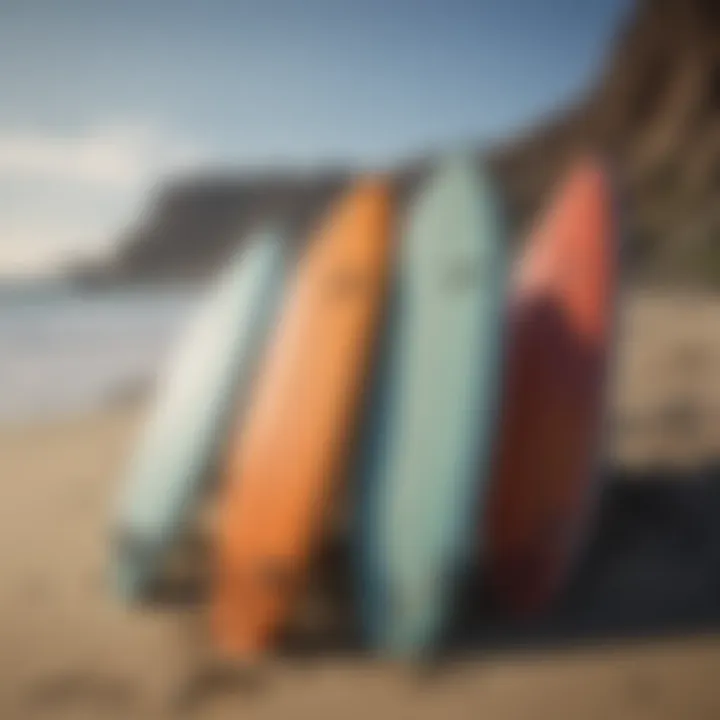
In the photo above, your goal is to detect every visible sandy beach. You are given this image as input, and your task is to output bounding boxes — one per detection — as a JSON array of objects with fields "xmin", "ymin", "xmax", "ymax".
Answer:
[{"xmin": 2, "ymin": 290, "xmax": 720, "ymax": 719}]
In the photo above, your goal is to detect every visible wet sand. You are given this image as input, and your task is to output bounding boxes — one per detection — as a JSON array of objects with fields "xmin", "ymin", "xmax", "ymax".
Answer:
[{"xmin": 1, "ymin": 290, "xmax": 720, "ymax": 718}]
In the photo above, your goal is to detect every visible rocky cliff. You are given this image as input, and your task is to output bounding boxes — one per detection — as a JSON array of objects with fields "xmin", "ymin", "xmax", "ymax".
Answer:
[{"xmin": 493, "ymin": 0, "xmax": 719, "ymax": 284}]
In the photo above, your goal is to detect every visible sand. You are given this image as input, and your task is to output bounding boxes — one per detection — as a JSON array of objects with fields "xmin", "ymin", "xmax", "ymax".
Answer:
[{"xmin": 1, "ymin": 290, "xmax": 720, "ymax": 719}]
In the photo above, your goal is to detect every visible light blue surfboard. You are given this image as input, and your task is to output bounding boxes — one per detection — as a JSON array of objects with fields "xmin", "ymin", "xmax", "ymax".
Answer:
[
  {"xmin": 356, "ymin": 157, "xmax": 507, "ymax": 656},
  {"xmin": 113, "ymin": 227, "xmax": 286, "ymax": 602}
]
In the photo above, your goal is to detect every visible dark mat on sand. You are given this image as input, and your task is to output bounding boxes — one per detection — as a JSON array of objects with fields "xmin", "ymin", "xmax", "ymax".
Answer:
[{"xmin": 459, "ymin": 463, "xmax": 720, "ymax": 651}]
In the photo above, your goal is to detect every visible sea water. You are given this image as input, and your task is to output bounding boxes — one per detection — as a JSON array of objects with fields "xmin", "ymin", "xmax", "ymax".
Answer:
[{"xmin": 0, "ymin": 283, "xmax": 200, "ymax": 424}]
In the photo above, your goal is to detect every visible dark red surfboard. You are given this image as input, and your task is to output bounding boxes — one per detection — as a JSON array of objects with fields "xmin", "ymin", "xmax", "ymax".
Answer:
[{"xmin": 486, "ymin": 159, "xmax": 619, "ymax": 616}]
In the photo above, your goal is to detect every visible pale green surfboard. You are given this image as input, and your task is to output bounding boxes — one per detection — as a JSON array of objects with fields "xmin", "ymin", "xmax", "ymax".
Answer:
[
  {"xmin": 357, "ymin": 157, "xmax": 507, "ymax": 656},
  {"xmin": 113, "ymin": 227, "xmax": 286, "ymax": 602}
]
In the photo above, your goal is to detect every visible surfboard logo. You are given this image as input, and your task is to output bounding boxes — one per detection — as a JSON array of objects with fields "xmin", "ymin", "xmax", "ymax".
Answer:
[
  {"xmin": 441, "ymin": 256, "xmax": 484, "ymax": 293},
  {"xmin": 325, "ymin": 268, "xmax": 367, "ymax": 300}
]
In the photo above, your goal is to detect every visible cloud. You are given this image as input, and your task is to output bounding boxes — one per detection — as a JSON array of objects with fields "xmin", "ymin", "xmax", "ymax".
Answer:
[
  {"xmin": 0, "ymin": 122, "xmax": 207, "ymax": 276},
  {"xmin": 0, "ymin": 224, "xmax": 98, "ymax": 276},
  {"xmin": 0, "ymin": 193, "xmax": 132, "ymax": 277},
  {"xmin": 0, "ymin": 123, "xmax": 205, "ymax": 189}
]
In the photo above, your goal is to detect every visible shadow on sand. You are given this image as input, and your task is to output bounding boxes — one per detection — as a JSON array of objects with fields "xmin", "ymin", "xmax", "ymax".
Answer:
[
  {"xmin": 455, "ymin": 461, "xmax": 720, "ymax": 655},
  {"xmin": 150, "ymin": 461, "xmax": 720, "ymax": 658}
]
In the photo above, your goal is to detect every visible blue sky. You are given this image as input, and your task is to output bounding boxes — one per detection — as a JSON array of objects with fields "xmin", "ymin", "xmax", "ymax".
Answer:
[{"xmin": 0, "ymin": 0, "xmax": 631, "ymax": 276}]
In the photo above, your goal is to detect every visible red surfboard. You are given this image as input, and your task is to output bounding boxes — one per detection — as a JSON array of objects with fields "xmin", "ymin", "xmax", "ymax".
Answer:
[{"xmin": 485, "ymin": 159, "xmax": 619, "ymax": 616}]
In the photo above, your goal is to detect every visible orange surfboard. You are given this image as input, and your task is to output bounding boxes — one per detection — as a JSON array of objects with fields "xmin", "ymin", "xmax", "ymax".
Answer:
[
  {"xmin": 213, "ymin": 178, "xmax": 393, "ymax": 656},
  {"xmin": 485, "ymin": 159, "xmax": 619, "ymax": 616}
]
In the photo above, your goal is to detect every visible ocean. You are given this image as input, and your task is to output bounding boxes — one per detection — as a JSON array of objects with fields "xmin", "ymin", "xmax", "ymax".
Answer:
[{"xmin": 0, "ymin": 284, "xmax": 200, "ymax": 424}]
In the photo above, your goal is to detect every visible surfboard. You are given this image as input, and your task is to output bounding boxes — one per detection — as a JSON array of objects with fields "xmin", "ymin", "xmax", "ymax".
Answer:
[
  {"xmin": 213, "ymin": 178, "xmax": 393, "ymax": 657},
  {"xmin": 485, "ymin": 159, "xmax": 619, "ymax": 616},
  {"xmin": 356, "ymin": 157, "xmax": 507, "ymax": 657},
  {"xmin": 113, "ymin": 227, "xmax": 286, "ymax": 602}
]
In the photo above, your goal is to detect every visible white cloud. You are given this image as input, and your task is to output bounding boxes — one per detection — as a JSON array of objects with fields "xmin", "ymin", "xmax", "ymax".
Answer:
[
  {"xmin": 0, "ymin": 123, "xmax": 204, "ymax": 188},
  {"xmin": 0, "ymin": 122, "xmax": 208, "ymax": 277},
  {"xmin": 0, "ymin": 225, "xmax": 100, "ymax": 277}
]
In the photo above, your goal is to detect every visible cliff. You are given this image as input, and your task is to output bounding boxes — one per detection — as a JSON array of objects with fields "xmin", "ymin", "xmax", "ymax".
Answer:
[{"xmin": 492, "ymin": 0, "xmax": 720, "ymax": 284}]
